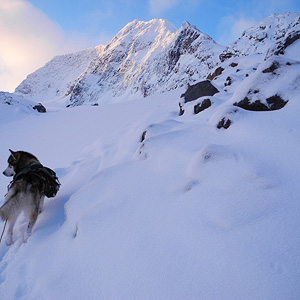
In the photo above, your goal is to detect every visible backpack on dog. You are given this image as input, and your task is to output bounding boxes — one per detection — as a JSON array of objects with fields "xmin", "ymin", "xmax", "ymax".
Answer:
[
  {"xmin": 38, "ymin": 166, "xmax": 61, "ymax": 198},
  {"xmin": 13, "ymin": 163, "xmax": 60, "ymax": 198}
]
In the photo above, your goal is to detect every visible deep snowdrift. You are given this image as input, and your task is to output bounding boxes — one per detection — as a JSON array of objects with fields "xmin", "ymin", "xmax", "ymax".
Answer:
[{"xmin": 0, "ymin": 87, "xmax": 300, "ymax": 299}]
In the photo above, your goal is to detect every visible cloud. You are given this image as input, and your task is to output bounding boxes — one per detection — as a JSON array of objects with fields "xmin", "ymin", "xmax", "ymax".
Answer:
[
  {"xmin": 216, "ymin": 16, "xmax": 257, "ymax": 45},
  {"xmin": 0, "ymin": 0, "xmax": 97, "ymax": 92}
]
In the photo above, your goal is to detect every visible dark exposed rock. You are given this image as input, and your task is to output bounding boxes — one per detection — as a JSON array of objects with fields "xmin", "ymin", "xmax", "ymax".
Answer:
[
  {"xmin": 33, "ymin": 103, "xmax": 46, "ymax": 113},
  {"xmin": 274, "ymin": 31, "xmax": 300, "ymax": 56},
  {"xmin": 266, "ymin": 94, "xmax": 288, "ymax": 110},
  {"xmin": 219, "ymin": 51, "xmax": 235, "ymax": 62},
  {"xmin": 230, "ymin": 62, "xmax": 238, "ymax": 68},
  {"xmin": 179, "ymin": 103, "xmax": 185, "ymax": 116},
  {"xmin": 283, "ymin": 31, "xmax": 300, "ymax": 48},
  {"xmin": 168, "ymin": 22, "xmax": 202, "ymax": 72},
  {"xmin": 234, "ymin": 98, "xmax": 269, "ymax": 111},
  {"xmin": 234, "ymin": 94, "xmax": 287, "ymax": 111},
  {"xmin": 141, "ymin": 130, "xmax": 147, "ymax": 142},
  {"xmin": 217, "ymin": 118, "xmax": 231, "ymax": 129},
  {"xmin": 262, "ymin": 61, "xmax": 280, "ymax": 73},
  {"xmin": 224, "ymin": 77, "xmax": 232, "ymax": 87},
  {"xmin": 142, "ymin": 84, "xmax": 153, "ymax": 97},
  {"xmin": 194, "ymin": 99, "xmax": 211, "ymax": 114},
  {"xmin": 181, "ymin": 80, "xmax": 219, "ymax": 103},
  {"xmin": 207, "ymin": 67, "xmax": 224, "ymax": 80}
]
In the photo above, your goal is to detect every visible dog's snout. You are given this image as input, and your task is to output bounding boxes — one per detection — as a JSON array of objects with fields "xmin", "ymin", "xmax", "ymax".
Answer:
[{"xmin": 3, "ymin": 166, "xmax": 15, "ymax": 177}]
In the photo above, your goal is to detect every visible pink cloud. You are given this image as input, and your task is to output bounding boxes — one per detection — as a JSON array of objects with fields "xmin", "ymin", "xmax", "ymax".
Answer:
[{"xmin": 0, "ymin": 0, "xmax": 99, "ymax": 92}]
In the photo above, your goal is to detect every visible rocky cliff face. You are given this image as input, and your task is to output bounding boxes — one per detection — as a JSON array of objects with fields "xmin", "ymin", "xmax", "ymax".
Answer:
[
  {"xmin": 61, "ymin": 19, "xmax": 224, "ymax": 107},
  {"xmin": 14, "ymin": 12, "xmax": 300, "ymax": 108}
]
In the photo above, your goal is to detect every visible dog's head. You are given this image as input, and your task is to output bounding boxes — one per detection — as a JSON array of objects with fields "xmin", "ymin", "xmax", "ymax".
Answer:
[
  {"xmin": 3, "ymin": 149, "xmax": 18, "ymax": 177},
  {"xmin": 3, "ymin": 149, "xmax": 39, "ymax": 177}
]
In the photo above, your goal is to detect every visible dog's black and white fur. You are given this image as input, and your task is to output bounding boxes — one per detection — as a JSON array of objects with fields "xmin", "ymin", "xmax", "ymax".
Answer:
[{"xmin": 0, "ymin": 150, "xmax": 45, "ymax": 245}]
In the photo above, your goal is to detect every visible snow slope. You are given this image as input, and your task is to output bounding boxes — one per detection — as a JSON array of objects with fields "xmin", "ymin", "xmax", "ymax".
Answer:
[
  {"xmin": 0, "ymin": 91, "xmax": 45, "ymax": 121},
  {"xmin": 1, "ymin": 84, "xmax": 300, "ymax": 299},
  {"xmin": 14, "ymin": 47, "xmax": 102, "ymax": 106},
  {"xmin": 0, "ymin": 12, "xmax": 300, "ymax": 300}
]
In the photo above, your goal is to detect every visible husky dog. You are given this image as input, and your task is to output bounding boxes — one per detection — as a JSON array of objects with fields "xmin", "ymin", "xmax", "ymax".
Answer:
[{"xmin": 0, "ymin": 150, "xmax": 46, "ymax": 245}]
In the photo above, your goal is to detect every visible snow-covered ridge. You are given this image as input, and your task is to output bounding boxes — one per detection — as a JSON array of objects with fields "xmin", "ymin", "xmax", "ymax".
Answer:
[
  {"xmin": 14, "ymin": 19, "xmax": 224, "ymax": 107},
  {"xmin": 15, "ymin": 47, "xmax": 101, "ymax": 104},
  {"xmin": 220, "ymin": 12, "xmax": 300, "ymax": 61},
  {"xmin": 65, "ymin": 19, "xmax": 224, "ymax": 106},
  {"xmin": 0, "ymin": 92, "xmax": 45, "ymax": 114},
  {"xmin": 13, "ymin": 12, "xmax": 300, "ymax": 108}
]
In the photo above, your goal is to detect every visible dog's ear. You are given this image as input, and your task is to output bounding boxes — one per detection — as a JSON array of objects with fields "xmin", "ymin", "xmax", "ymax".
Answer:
[{"xmin": 9, "ymin": 149, "xmax": 17, "ymax": 160}]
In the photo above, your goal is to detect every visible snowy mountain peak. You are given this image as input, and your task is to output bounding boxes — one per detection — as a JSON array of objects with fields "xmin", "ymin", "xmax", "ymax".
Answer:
[
  {"xmin": 181, "ymin": 20, "xmax": 191, "ymax": 28},
  {"xmin": 17, "ymin": 18, "xmax": 222, "ymax": 107},
  {"xmin": 106, "ymin": 18, "xmax": 177, "ymax": 54},
  {"xmin": 110, "ymin": 18, "xmax": 177, "ymax": 47},
  {"xmin": 14, "ymin": 13, "xmax": 300, "ymax": 107},
  {"xmin": 180, "ymin": 20, "xmax": 201, "ymax": 32}
]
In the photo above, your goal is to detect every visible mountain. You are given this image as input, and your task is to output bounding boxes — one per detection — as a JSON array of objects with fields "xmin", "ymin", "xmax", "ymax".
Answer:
[
  {"xmin": 14, "ymin": 13, "xmax": 300, "ymax": 108},
  {"xmin": 14, "ymin": 47, "xmax": 101, "ymax": 106},
  {"xmin": 1, "ymin": 12, "xmax": 300, "ymax": 300},
  {"xmin": 15, "ymin": 19, "xmax": 224, "ymax": 107},
  {"xmin": 220, "ymin": 12, "xmax": 300, "ymax": 62}
]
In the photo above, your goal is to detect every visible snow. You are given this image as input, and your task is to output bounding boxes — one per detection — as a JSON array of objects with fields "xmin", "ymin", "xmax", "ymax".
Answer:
[
  {"xmin": 1, "ymin": 12, "xmax": 300, "ymax": 300},
  {"xmin": 14, "ymin": 19, "xmax": 224, "ymax": 107},
  {"xmin": 14, "ymin": 47, "xmax": 101, "ymax": 105},
  {"xmin": 0, "ymin": 92, "xmax": 42, "ymax": 122},
  {"xmin": 1, "ymin": 81, "xmax": 300, "ymax": 299},
  {"xmin": 14, "ymin": 13, "xmax": 300, "ymax": 109},
  {"xmin": 220, "ymin": 12, "xmax": 300, "ymax": 61}
]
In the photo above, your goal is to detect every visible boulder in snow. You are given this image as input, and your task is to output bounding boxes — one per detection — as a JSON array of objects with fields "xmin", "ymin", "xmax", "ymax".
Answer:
[
  {"xmin": 181, "ymin": 80, "xmax": 219, "ymax": 103},
  {"xmin": 234, "ymin": 94, "xmax": 288, "ymax": 111},
  {"xmin": 33, "ymin": 103, "xmax": 47, "ymax": 113},
  {"xmin": 207, "ymin": 67, "xmax": 224, "ymax": 80},
  {"xmin": 194, "ymin": 98, "xmax": 212, "ymax": 114},
  {"xmin": 217, "ymin": 117, "xmax": 232, "ymax": 129}
]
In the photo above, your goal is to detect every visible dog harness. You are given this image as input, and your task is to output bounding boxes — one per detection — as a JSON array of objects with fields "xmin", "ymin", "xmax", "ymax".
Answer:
[{"xmin": 10, "ymin": 162, "xmax": 60, "ymax": 198}]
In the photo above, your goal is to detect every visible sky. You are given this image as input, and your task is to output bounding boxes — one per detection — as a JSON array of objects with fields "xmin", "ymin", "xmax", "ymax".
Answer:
[{"xmin": 0, "ymin": 0, "xmax": 299, "ymax": 92}]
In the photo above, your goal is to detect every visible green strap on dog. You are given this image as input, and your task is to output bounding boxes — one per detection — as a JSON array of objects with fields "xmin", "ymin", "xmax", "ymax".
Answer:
[{"xmin": 13, "ymin": 162, "xmax": 60, "ymax": 198}]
